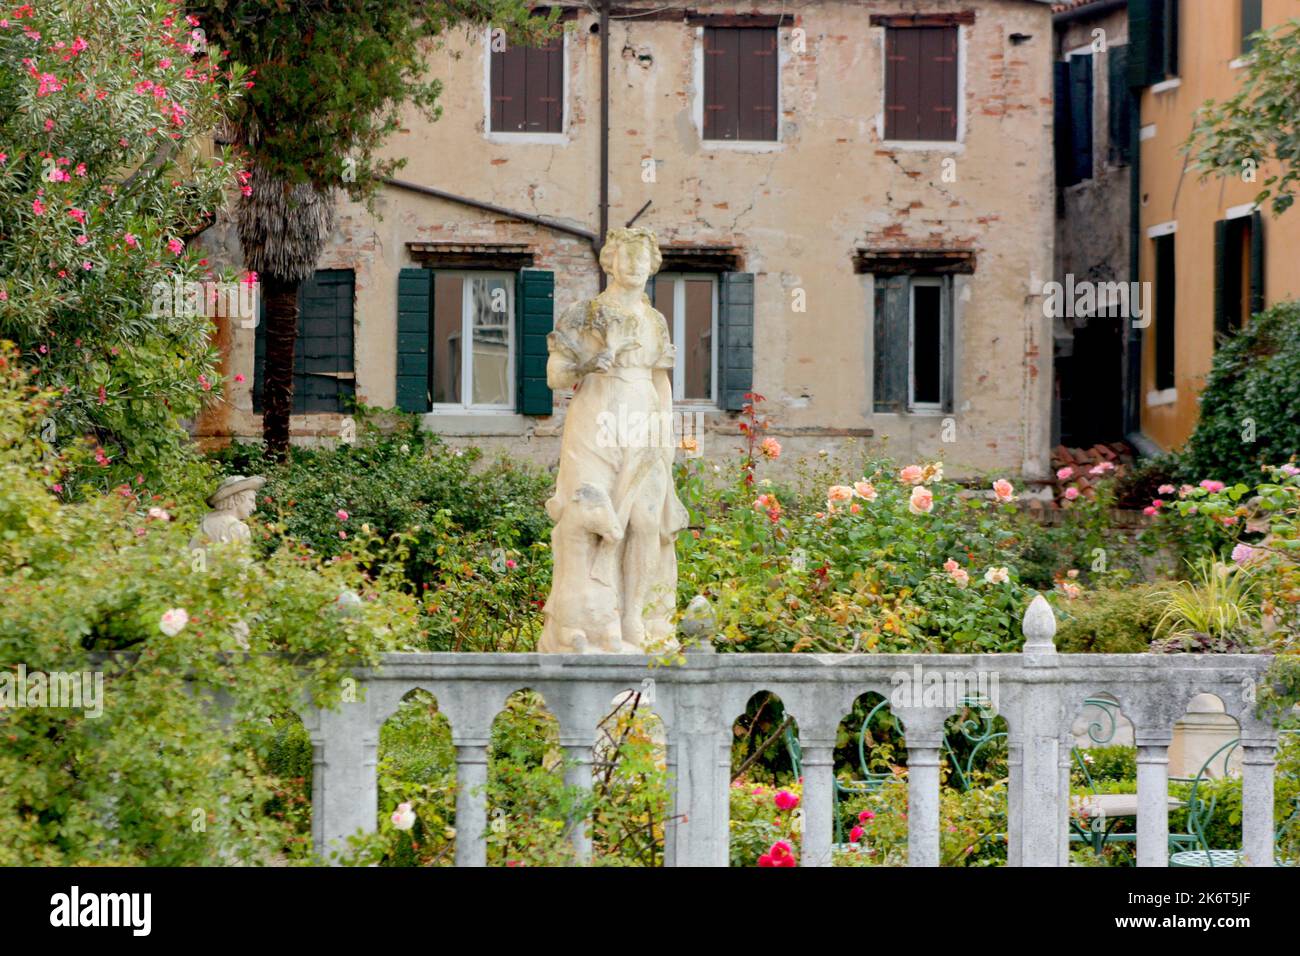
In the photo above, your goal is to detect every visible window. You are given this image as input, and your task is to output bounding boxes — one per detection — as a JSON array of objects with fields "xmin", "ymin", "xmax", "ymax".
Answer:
[
  {"xmin": 1240, "ymin": 0, "xmax": 1263, "ymax": 55},
  {"xmin": 489, "ymin": 33, "xmax": 563, "ymax": 134},
  {"xmin": 1054, "ymin": 52, "xmax": 1094, "ymax": 187},
  {"xmin": 1107, "ymin": 45, "xmax": 1132, "ymax": 166},
  {"xmin": 702, "ymin": 27, "xmax": 778, "ymax": 141},
  {"xmin": 884, "ymin": 26, "xmax": 959, "ymax": 142},
  {"xmin": 431, "ymin": 273, "xmax": 513, "ymax": 409},
  {"xmin": 1215, "ymin": 211, "xmax": 1265, "ymax": 341},
  {"xmin": 396, "ymin": 267, "xmax": 553, "ymax": 416},
  {"xmin": 1153, "ymin": 233, "xmax": 1176, "ymax": 391},
  {"xmin": 253, "ymin": 269, "xmax": 354, "ymax": 414},
  {"xmin": 651, "ymin": 274, "xmax": 718, "ymax": 403},
  {"xmin": 873, "ymin": 275, "xmax": 954, "ymax": 413},
  {"xmin": 1129, "ymin": 0, "xmax": 1179, "ymax": 86}
]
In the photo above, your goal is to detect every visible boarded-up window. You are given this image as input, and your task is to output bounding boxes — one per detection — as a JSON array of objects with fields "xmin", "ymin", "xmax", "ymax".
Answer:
[
  {"xmin": 490, "ymin": 36, "xmax": 563, "ymax": 133},
  {"xmin": 703, "ymin": 27, "xmax": 778, "ymax": 141},
  {"xmin": 885, "ymin": 26, "xmax": 959, "ymax": 141},
  {"xmin": 253, "ymin": 269, "xmax": 355, "ymax": 414}
]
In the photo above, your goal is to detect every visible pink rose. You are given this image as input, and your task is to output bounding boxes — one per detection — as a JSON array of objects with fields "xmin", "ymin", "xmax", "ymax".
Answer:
[
  {"xmin": 909, "ymin": 485, "xmax": 934, "ymax": 514},
  {"xmin": 849, "ymin": 825, "xmax": 865, "ymax": 843},
  {"xmin": 1158, "ymin": 484, "xmax": 1176, "ymax": 495},
  {"xmin": 1199, "ymin": 480, "xmax": 1226, "ymax": 493},
  {"xmin": 858, "ymin": 810, "xmax": 875, "ymax": 822},
  {"xmin": 1056, "ymin": 467, "xmax": 1074, "ymax": 480},
  {"xmin": 1063, "ymin": 487, "xmax": 1080, "ymax": 501},
  {"xmin": 992, "ymin": 478, "xmax": 1015, "ymax": 502},
  {"xmin": 899, "ymin": 464, "xmax": 924, "ymax": 485},
  {"xmin": 773, "ymin": 790, "xmax": 799, "ymax": 811},
  {"xmin": 336, "ymin": 510, "xmax": 349, "ymax": 521}
]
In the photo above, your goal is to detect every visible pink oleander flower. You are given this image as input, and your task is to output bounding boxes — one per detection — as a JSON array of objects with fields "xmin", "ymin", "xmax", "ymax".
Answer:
[
  {"xmin": 1200, "ymin": 479, "xmax": 1226, "ymax": 493},
  {"xmin": 1056, "ymin": 466, "xmax": 1074, "ymax": 480},
  {"xmin": 774, "ymin": 790, "xmax": 799, "ymax": 811},
  {"xmin": 31, "ymin": 198, "xmax": 45, "ymax": 216},
  {"xmin": 167, "ymin": 237, "xmax": 184, "ymax": 255},
  {"xmin": 909, "ymin": 485, "xmax": 934, "ymax": 515},
  {"xmin": 760, "ymin": 436, "xmax": 781, "ymax": 460},
  {"xmin": 233, "ymin": 373, "xmax": 245, "ymax": 383},
  {"xmin": 899, "ymin": 464, "xmax": 924, "ymax": 485},
  {"xmin": 992, "ymin": 478, "xmax": 1015, "ymax": 502},
  {"xmin": 1151, "ymin": 499, "xmax": 1165, "ymax": 509},
  {"xmin": 1143, "ymin": 506, "xmax": 1158, "ymax": 516},
  {"xmin": 335, "ymin": 509, "xmax": 349, "ymax": 521},
  {"xmin": 1064, "ymin": 486, "xmax": 1080, "ymax": 501},
  {"xmin": 124, "ymin": 232, "xmax": 139, "ymax": 247}
]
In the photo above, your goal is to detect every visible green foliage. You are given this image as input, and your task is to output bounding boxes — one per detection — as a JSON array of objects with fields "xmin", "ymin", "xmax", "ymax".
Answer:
[
  {"xmin": 1054, "ymin": 585, "xmax": 1166, "ymax": 652},
  {"xmin": 215, "ymin": 414, "xmax": 554, "ymax": 651},
  {"xmin": 1179, "ymin": 303, "xmax": 1300, "ymax": 485},
  {"xmin": 191, "ymin": 0, "xmax": 555, "ymax": 198},
  {"xmin": 1153, "ymin": 559, "xmax": 1261, "ymax": 648},
  {"xmin": 0, "ymin": 347, "xmax": 421, "ymax": 865},
  {"xmin": 728, "ymin": 781, "xmax": 804, "ymax": 867},
  {"xmin": 1073, "ymin": 745, "xmax": 1138, "ymax": 785},
  {"xmin": 0, "ymin": 0, "xmax": 246, "ymax": 486},
  {"xmin": 1186, "ymin": 18, "xmax": 1300, "ymax": 217}
]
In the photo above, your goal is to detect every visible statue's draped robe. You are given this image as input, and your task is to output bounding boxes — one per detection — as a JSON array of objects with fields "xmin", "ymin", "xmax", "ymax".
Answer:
[{"xmin": 541, "ymin": 295, "xmax": 688, "ymax": 651}]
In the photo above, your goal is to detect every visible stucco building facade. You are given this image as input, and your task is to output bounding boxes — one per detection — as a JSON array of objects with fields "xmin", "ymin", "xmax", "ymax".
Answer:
[{"xmin": 200, "ymin": 0, "xmax": 1060, "ymax": 479}]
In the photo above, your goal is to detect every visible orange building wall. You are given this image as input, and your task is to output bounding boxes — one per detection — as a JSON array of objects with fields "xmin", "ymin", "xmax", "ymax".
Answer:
[{"xmin": 1138, "ymin": 0, "xmax": 1300, "ymax": 451}]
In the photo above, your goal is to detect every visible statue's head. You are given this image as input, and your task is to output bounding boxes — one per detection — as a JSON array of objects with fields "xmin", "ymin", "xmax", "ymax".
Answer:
[
  {"xmin": 599, "ymin": 227, "xmax": 661, "ymax": 292},
  {"xmin": 207, "ymin": 475, "xmax": 266, "ymax": 520}
]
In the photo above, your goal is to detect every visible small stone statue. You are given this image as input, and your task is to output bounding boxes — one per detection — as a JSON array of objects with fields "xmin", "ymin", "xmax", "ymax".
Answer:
[
  {"xmin": 190, "ymin": 475, "xmax": 266, "ymax": 550},
  {"xmin": 540, "ymin": 228, "xmax": 689, "ymax": 654}
]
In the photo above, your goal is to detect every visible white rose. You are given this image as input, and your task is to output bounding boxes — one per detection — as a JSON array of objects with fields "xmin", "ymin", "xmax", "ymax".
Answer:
[
  {"xmin": 391, "ymin": 802, "xmax": 417, "ymax": 831},
  {"xmin": 983, "ymin": 567, "xmax": 1010, "ymax": 585},
  {"xmin": 159, "ymin": 608, "xmax": 189, "ymax": 636}
]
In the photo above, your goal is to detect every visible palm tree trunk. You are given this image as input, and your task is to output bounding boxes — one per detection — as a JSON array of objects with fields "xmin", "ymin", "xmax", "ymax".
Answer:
[{"xmin": 261, "ymin": 275, "xmax": 299, "ymax": 459}]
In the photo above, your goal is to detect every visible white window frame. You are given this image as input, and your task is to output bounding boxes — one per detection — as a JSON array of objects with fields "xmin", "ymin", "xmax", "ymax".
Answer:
[
  {"xmin": 482, "ymin": 27, "xmax": 570, "ymax": 145},
  {"xmin": 655, "ymin": 272, "xmax": 720, "ymax": 406},
  {"xmin": 908, "ymin": 276, "xmax": 946, "ymax": 412},
  {"xmin": 431, "ymin": 270, "xmax": 515, "ymax": 413},
  {"xmin": 875, "ymin": 24, "xmax": 967, "ymax": 152},
  {"xmin": 692, "ymin": 26, "xmax": 787, "ymax": 151}
]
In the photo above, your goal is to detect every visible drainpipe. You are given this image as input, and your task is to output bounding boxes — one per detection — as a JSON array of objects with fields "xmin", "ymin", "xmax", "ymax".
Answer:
[{"xmin": 598, "ymin": 0, "xmax": 610, "ymax": 289}]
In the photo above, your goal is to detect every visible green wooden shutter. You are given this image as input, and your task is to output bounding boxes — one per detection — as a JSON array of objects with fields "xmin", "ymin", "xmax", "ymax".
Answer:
[
  {"xmin": 1213, "ymin": 218, "xmax": 1228, "ymax": 339},
  {"xmin": 1068, "ymin": 54, "xmax": 1094, "ymax": 184},
  {"xmin": 1108, "ymin": 45, "xmax": 1132, "ymax": 165},
  {"xmin": 396, "ymin": 267, "xmax": 431, "ymax": 413},
  {"xmin": 1053, "ymin": 60, "xmax": 1074, "ymax": 188},
  {"xmin": 940, "ymin": 276, "xmax": 955, "ymax": 414},
  {"xmin": 718, "ymin": 272, "xmax": 754, "ymax": 411},
  {"xmin": 515, "ymin": 269, "xmax": 554, "ymax": 415},
  {"xmin": 1127, "ymin": 0, "xmax": 1167, "ymax": 87},
  {"xmin": 873, "ymin": 275, "xmax": 909, "ymax": 413},
  {"xmin": 1249, "ymin": 210, "xmax": 1265, "ymax": 319},
  {"xmin": 1162, "ymin": 0, "xmax": 1178, "ymax": 79}
]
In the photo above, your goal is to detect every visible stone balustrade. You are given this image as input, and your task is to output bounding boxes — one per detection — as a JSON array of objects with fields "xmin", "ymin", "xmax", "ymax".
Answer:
[{"xmin": 301, "ymin": 597, "xmax": 1280, "ymax": 867}]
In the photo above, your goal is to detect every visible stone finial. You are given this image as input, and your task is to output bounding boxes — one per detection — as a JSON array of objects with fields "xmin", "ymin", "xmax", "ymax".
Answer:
[{"xmin": 1021, "ymin": 593, "xmax": 1057, "ymax": 653}]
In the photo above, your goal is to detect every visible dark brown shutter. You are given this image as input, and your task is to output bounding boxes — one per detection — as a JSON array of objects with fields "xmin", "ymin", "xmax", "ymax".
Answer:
[
  {"xmin": 704, "ymin": 28, "xmax": 777, "ymax": 141},
  {"xmin": 887, "ymin": 27, "xmax": 958, "ymax": 142},
  {"xmin": 491, "ymin": 37, "xmax": 563, "ymax": 133}
]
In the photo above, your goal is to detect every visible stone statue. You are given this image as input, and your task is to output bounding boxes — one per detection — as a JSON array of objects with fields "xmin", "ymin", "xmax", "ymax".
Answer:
[
  {"xmin": 190, "ymin": 475, "xmax": 266, "ymax": 550},
  {"xmin": 540, "ymin": 228, "xmax": 689, "ymax": 653}
]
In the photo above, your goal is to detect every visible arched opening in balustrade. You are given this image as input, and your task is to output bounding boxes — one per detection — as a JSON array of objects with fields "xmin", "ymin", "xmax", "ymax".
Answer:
[
  {"xmin": 1067, "ymin": 693, "xmax": 1138, "ymax": 864},
  {"xmin": 728, "ymin": 691, "xmax": 802, "ymax": 867},
  {"xmin": 242, "ymin": 710, "xmax": 313, "ymax": 863},
  {"xmin": 376, "ymin": 688, "xmax": 456, "ymax": 866},
  {"xmin": 590, "ymin": 688, "xmax": 669, "ymax": 867},
  {"xmin": 486, "ymin": 688, "xmax": 567, "ymax": 865},
  {"xmin": 1167, "ymin": 692, "xmax": 1249, "ymax": 867},
  {"xmin": 829, "ymin": 692, "xmax": 906, "ymax": 866},
  {"xmin": 937, "ymin": 696, "xmax": 1009, "ymax": 867}
]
